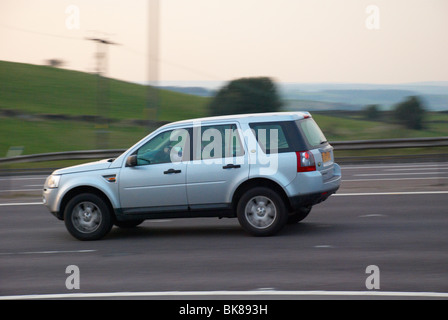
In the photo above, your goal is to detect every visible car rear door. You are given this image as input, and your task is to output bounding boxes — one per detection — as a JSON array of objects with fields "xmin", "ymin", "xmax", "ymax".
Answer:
[{"xmin": 186, "ymin": 122, "xmax": 249, "ymax": 209}]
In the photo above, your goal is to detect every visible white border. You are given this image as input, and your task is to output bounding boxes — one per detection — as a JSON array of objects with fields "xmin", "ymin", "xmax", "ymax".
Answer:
[{"xmin": 1, "ymin": 290, "xmax": 447, "ymax": 300}]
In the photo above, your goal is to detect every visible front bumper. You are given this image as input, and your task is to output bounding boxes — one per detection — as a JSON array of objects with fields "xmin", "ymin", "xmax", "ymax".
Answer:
[{"xmin": 42, "ymin": 187, "xmax": 63, "ymax": 220}]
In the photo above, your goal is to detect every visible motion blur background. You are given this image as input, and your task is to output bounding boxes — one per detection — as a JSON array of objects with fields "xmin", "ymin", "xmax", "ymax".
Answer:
[
  {"xmin": 0, "ymin": 0, "xmax": 447, "ymax": 166},
  {"xmin": 1, "ymin": 1, "xmax": 448, "ymax": 300}
]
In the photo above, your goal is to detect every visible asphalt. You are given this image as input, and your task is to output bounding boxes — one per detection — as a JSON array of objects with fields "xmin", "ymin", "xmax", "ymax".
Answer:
[{"xmin": 0, "ymin": 162, "xmax": 447, "ymax": 300}]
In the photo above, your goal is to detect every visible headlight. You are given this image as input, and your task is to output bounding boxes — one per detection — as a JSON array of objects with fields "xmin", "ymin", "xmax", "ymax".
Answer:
[{"xmin": 46, "ymin": 175, "xmax": 61, "ymax": 189}]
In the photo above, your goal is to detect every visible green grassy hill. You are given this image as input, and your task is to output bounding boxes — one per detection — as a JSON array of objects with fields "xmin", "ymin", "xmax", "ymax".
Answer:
[
  {"xmin": 0, "ymin": 60, "xmax": 210, "ymax": 156},
  {"xmin": 0, "ymin": 60, "xmax": 209, "ymax": 121},
  {"xmin": 1, "ymin": 60, "xmax": 447, "ymax": 160}
]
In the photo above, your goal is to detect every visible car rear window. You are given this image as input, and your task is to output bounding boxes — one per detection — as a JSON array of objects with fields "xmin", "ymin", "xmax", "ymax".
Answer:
[{"xmin": 296, "ymin": 118, "xmax": 328, "ymax": 149}]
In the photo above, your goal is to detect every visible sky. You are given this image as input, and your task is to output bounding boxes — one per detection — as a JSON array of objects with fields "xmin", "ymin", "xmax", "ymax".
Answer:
[{"xmin": 1, "ymin": 0, "xmax": 448, "ymax": 86}]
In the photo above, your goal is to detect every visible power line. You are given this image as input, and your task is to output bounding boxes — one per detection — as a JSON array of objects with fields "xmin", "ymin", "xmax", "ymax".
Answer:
[
  {"xmin": 117, "ymin": 45, "xmax": 224, "ymax": 81},
  {"xmin": 1, "ymin": 22, "xmax": 225, "ymax": 82},
  {"xmin": 0, "ymin": 22, "xmax": 82, "ymax": 41}
]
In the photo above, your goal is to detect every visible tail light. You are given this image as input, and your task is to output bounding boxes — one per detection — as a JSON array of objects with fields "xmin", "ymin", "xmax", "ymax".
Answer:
[{"xmin": 296, "ymin": 151, "xmax": 316, "ymax": 172}]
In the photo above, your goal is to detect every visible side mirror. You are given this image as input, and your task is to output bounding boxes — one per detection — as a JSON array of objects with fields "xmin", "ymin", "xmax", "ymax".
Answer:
[{"xmin": 126, "ymin": 155, "xmax": 138, "ymax": 167}]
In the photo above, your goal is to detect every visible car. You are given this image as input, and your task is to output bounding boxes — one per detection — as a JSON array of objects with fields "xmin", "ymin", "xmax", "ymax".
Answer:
[{"xmin": 43, "ymin": 112, "xmax": 341, "ymax": 240}]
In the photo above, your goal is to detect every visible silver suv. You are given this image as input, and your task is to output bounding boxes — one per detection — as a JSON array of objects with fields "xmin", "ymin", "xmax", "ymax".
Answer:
[{"xmin": 43, "ymin": 112, "xmax": 341, "ymax": 240}]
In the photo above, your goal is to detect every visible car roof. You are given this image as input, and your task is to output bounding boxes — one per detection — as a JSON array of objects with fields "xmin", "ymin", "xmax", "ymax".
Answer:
[{"xmin": 164, "ymin": 111, "xmax": 312, "ymax": 128}]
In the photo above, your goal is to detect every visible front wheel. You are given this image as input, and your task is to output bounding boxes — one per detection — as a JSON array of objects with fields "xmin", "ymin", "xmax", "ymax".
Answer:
[
  {"xmin": 64, "ymin": 193, "xmax": 113, "ymax": 241},
  {"xmin": 237, "ymin": 187, "xmax": 288, "ymax": 237}
]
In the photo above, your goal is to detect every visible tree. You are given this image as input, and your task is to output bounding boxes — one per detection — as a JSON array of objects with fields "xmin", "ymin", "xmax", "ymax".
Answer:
[
  {"xmin": 363, "ymin": 104, "xmax": 382, "ymax": 121},
  {"xmin": 393, "ymin": 96, "xmax": 426, "ymax": 130},
  {"xmin": 208, "ymin": 77, "xmax": 282, "ymax": 116},
  {"xmin": 45, "ymin": 59, "xmax": 65, "ymax": 68}
]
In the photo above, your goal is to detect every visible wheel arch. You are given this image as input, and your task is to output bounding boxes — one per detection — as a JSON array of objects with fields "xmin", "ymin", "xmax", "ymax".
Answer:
[
  {"xmin": 232, "ymin": 178, "xmax": 292, "ymax": 212},
  {"xmin": 59, "ymin": 186, "xmax": 116, "ymax": 221}
]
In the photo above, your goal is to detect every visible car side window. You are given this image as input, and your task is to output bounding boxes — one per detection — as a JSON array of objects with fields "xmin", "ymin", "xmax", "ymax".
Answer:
[
  {"xmin": 249, "ymin": 122, "xmax": 291, "ymax": 154},
  {"xmin": 195, "ymin": 124, "xmax": 244, "ymax": 160},
  {"xmin": 136, "ymin": 128, "xmax": 190, "ymax": 166}
]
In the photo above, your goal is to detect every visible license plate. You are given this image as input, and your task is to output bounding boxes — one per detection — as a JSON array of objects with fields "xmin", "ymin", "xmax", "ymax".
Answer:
[{"xmin": 322, "ymin": 151, "xmax": 331, "ymax": 163}]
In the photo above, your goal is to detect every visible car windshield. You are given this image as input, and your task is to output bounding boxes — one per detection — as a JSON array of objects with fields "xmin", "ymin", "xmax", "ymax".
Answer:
[{"xmin": 296, "ymin": 118, "xmax": 327, "ymax": 149}]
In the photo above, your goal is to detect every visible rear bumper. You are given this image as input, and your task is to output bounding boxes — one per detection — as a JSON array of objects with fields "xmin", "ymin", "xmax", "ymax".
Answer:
[
  {"xmin": 288, "ymin": 186, "xmax": 339, "ymax": 210},
  {"xmin": 285, "ymin": 162, "xmax": 341, "ymax": 210}
]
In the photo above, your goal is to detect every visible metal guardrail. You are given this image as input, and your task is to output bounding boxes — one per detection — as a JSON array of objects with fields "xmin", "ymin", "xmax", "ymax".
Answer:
[
  {"xmin": 333, "ymin": 136, "xmax": 448, "ymax": 150},
  {"xmin": 0, "ymin": 149, "xmax": 125, "ymax": 164},
  {"xmin": 0, "ymin": 137, "xmax": 447, "ymax": 165}
]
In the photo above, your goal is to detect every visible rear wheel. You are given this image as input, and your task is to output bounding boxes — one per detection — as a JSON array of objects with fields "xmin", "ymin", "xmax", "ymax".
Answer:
[
  {"xmin": 64, "ymin": 193, "xmax": 113, "ymax": 241},
  {"xmin": 114, "ymin": 220, "xmax": 144, "ymax": 229},
  {"xmin": 237, "ymin": 187, "xmax": 288, "ymax": 237},
  {"xmin": 287, "ymin": 206, "xmax": 312, "ymax": 224}
]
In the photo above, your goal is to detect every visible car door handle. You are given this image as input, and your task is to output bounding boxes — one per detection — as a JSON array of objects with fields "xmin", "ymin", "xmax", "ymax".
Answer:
[
  {"xmin": 222, "ymin": 164, "xmax": 241, "ymax": 169},
  {"xmin": 164, "ymin": 168, "xmax": 182, "ymax": 174}
]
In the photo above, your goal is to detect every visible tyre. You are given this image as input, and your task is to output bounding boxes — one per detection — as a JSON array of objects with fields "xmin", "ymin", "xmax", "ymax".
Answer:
[
  {"xmin": 64, "ymin": 193, "xmax": 113, "ymax": 241},
  {"xmin": 237, "ymin": 187, "xmax": 288, "ymax": 237},
  {"xmin": 287, "ymin": 206, "xmax": 312, "ymax": 224},
  {"xmin": 114, "ymin": 220, "xmax": 144, "ymax": 229}
]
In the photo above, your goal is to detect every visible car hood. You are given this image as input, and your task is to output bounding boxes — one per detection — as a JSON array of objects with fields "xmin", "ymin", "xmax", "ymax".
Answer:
[{"xmin": 53, "ymin": 159, "xmax": 112, "ymax": 175}]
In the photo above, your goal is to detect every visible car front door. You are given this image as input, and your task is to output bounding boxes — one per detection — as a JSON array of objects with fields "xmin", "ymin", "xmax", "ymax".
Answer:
[{"xmin": 119, "ymin": 128, "xmax": 190, "ymax": 213}]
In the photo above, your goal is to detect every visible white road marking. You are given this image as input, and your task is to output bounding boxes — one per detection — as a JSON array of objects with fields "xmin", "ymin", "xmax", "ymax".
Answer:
[
  {"xmin": 0, "ymin": 202, "xmax": 43, "ymax": 207},
  {"xmin": 0, "ymin": 176, "xmax": 47, "ymax": 181},
  {"xmin": 335, "ymin": 191, "xmax": 448, "ymax": 196},
  {"xmin": 341, "ymin": 163, "xmax": 448, "ymax": 170},
  {"xmin": 355, "ymin": 172, "xmax": 447, "ymax": 176},
  {"xmin": 343, "ymin": 177, "xmax": 448, "ymax": 182},
  {"xmin": 0, "ymin": 189, "xmax": 42, "ymax": 193},
  {"xmin": 1, "ymin": 290, "xmax": 447, "ymax": 300},
  {"xmin": 1, "ymin": 190, "xmax": 448, "ymax": 208},
  {"xmin": 0, "ymin": 250, "xmax": 96, "ymax": 256},
  {"xmin": 385, "ymin": 167, "xmax": 448, "ymax": 172},
  {"xmin": 359, "ymin": 214, "xmax": 387, "ymax": 218}
]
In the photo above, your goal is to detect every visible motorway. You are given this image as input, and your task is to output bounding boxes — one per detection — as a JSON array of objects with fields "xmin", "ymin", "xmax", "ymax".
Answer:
[{"xmin": 0, "ymin": 162, "xmax": 447, "ymax": 300}]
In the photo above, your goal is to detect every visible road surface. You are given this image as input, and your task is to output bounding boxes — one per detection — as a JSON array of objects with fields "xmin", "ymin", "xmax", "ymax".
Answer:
[{"xmin": 0, "ymin": 162, "xmax": 447, "ymax": 300}]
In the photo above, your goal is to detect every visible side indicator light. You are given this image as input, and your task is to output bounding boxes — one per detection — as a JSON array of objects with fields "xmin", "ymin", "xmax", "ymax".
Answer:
[{"xmin": 103, "ymin": 175, "xmax": 117, "ymax": 183}]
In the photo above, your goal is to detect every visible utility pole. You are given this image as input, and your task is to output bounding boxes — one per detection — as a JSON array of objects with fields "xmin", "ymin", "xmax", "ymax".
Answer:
[
  {"xmin": 86, "ymin": 37, "xmax": 118, "ymax": 149},
  {"xmin": 147, "ymin": 0, "xmax": 160, "ymax": 126}
]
